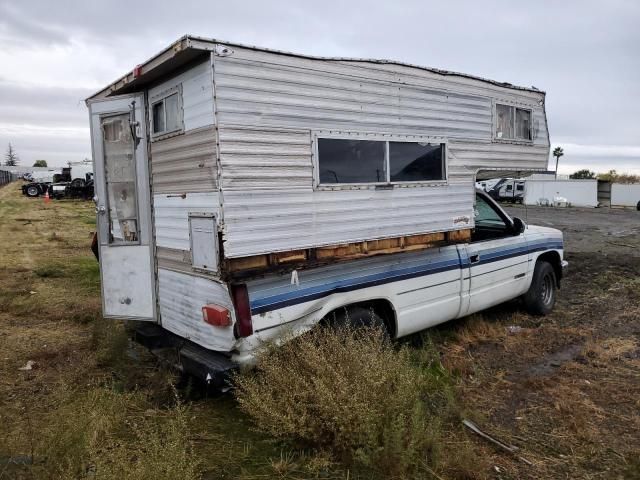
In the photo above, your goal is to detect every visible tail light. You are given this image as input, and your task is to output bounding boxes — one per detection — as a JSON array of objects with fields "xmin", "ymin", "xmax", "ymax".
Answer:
[
  {"xmin": 202, "ymin": 304, "xmax": 232, "ymax": 327},
  {"xmin": 231, "ymin": 283, "xmax": 253, "ymax": 338}
]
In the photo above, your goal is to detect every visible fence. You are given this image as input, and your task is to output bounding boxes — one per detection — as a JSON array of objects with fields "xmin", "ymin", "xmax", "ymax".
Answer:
[{"xmin": 0, "ymin": 169, "xmax": 19, "ymax": 187}]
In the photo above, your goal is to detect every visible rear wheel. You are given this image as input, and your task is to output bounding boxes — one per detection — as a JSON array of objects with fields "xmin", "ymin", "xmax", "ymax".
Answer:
[
  {"xmin": 522, "ymin": 261, "xmax": 557, "ymax": 315},
  {"xmin": 26, "ymin": 185, "xmax": 39, "ymax": 197},
  {"xmin": 326, "ymin": 306, "xmax": 389, "ymax": 337}
]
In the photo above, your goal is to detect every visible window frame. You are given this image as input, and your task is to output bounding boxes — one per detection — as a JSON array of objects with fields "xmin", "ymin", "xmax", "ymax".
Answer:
[
  {"xmin": 99, "ymin": 112, "xmax": 141, "ymax": 246},
  {"xmin": 312, "ymin": 130, "xmax": 448, "ymax": 190},
  {"xmin": 149, "ymin": 85, "xmax": 184, "ymax": 141},
  {"xmin": 493, "ymin": 101, "xmax": 534, "ymax": 144}
]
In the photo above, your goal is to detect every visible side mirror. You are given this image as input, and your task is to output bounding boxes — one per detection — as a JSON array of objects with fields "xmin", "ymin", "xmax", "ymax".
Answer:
[{"xmin": 512, "ymin": 216, "xmax": 526, "ymax": 235}]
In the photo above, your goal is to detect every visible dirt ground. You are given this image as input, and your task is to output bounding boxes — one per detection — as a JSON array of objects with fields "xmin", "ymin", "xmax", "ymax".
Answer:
[{"xmin": 1, "ymin": 182, "xmax": 639, "ymax": 479}]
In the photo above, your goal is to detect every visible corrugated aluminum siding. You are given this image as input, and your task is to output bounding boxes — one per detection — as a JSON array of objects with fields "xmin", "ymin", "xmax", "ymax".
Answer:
[
  {"xmin": 157, "ymin": 246, "xmax": 191, "ymax": 272},
  {"xmin": 148, "ymin": 60, "xmax": 214, "ymax": 131},
  {"xmin": 153, "ymin": 192, "xmax": 220, "ymax": 250},
  {"xmin": 150, "ymin": 126, "xmax": 217, "ymax": 194},
  {"xmin": 212, "ymin": 46, "xmax": 549, "ymax": 258},
  {"xmin": 158, "ymin": 268, "xmax": 235, "ymax": 351}
]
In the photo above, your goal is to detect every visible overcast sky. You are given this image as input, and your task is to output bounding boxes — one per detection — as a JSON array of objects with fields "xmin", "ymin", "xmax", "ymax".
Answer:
[{"xmin": 1, "ymin": 0, "xmax": 638, "ymax": 174}]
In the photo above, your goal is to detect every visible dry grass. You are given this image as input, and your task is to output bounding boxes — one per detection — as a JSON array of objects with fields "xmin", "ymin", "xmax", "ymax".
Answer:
[
  {"xmin": 2, "ymin": 182, "xmax": 639, "ymax": 479},
  {"xmin": 235, "ymin": 326, "xmax": 488, "ymax": 479}
]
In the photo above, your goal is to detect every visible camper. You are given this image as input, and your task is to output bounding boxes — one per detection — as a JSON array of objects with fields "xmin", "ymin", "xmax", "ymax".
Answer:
[
  {"xmin": 86, "ymin": 35, "xmax": 566, "ymax": 385},
  {"xmin": 488, "ymin": 178, "xmax": 525, "ymax": 202}
]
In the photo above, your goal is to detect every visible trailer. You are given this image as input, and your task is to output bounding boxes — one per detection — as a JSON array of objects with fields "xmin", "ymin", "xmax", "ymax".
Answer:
[
  {"xmin": 610, "ymin": 183, "xmax": 640, "ymax": 209},
  {"xmin": 86, "ymin": 35, "xmax": 557, "ymax": 383},
  {"xmin": 488, "ymin": 178, "xmax": 525, "ymax": 202},
  {"xmin": 523, "ymin": 179, "xmax": 598, "ymax": 207}
]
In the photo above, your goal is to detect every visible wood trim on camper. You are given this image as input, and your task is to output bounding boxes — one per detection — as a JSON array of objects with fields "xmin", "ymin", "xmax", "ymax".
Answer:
[{"xmin": 224, "ymin": 229, "xmax": 472, "ymax": 278}]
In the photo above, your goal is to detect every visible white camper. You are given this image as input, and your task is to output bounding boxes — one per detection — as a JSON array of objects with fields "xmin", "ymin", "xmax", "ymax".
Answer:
[{"xmin": 86, "ymin": 36, "xmax": 565, "ymax": 385}]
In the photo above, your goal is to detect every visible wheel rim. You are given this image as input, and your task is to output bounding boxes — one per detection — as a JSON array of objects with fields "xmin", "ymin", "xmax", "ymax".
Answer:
[
  {"xmin": 27, "ymin": 187, "xmax": 38, "ymax": 195},
  {"xmin": 540, "ymin": 273, "xmax": 555, "ymax": 306}
]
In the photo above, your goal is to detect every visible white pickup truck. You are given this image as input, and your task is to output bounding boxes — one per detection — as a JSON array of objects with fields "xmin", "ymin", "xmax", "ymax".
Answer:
[{"xmin": 135, "ymin": 190, "xmax": 568, "ymax": 385}]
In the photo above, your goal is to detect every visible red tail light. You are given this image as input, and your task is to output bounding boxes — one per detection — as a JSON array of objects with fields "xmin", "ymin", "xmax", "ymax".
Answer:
[
  {"xmin": 202, "ymin": 304, "xmax": 232, "ymax": 327},
  {"xmin": 231, "ymin": 284, "xmax": 253, "ymax": 338}
]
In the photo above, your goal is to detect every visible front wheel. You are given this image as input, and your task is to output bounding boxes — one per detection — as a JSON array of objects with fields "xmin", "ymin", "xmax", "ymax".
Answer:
[
  {"xmin": 522, "ymin": 261, "xmax": 557, "ymax": 315},
  {"xmin": 26, "ymin": 185, "xmax": 40, "ymax": 197}
]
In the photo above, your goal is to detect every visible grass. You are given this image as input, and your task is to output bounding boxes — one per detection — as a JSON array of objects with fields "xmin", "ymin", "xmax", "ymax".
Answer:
[{"xmin": 1, "ymin": 182, "xmax": 639, "ymax": 480}]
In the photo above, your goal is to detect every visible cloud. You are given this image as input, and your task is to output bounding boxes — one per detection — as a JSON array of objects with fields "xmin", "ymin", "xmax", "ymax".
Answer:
[{"xmin": 0, "ymin": 0, "xmax": 638, "ymax": 169}]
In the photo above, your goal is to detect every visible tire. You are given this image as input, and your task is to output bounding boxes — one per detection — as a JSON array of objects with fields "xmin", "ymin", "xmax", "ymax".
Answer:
[
  {"xmin": 522, "ymin": 261, "xmax": 557, "ymax": 315},
  {"xmin": 327, "ymin": 306, "xmax": 389, "ymax": 336},
  {"xmin": 636, "ymin": 200, "xmax": 640, "ymax": 211},
  {"xmin": 26, "ymin": 185, "xmax": 40, "ymax": 197},
  {"xmin": 71, "ymin": 178, "xmax": 85, "ymax": 188}
]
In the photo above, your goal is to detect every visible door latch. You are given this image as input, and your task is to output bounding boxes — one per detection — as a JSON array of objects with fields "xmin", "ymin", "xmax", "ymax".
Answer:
[{"xmin": 96, "ymin": 205, "xmax": 106, "ymax": 215}]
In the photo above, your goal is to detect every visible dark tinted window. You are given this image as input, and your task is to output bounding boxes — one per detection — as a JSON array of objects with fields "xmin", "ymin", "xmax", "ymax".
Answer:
[
  {"xmin": 318, "ymin": 139, "xmax": 385, "ymax": 184},
  {"xmin": 152, "ymin": 101, "xmax": 165, "ymax": 133},
  {"xmin": 389, "ymin": 142, "xmax": 445, "ymax": 182}
]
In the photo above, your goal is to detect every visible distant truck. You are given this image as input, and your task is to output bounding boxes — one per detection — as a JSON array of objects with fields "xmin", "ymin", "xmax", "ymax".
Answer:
[
  {"xmin": 22, "ymin": 163, "xmax": 94, "ymax": 199},
  {"xmin": 488, "ymin": 178, "xmax": 525, "ymax": 203},
  {"xmin": 22, "ymin": 169, "xmax": 62, "ymax": 197}
]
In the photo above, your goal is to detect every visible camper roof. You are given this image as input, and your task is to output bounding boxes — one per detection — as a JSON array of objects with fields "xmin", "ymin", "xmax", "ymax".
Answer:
[{"xmin": 86, "ymin": 34, "xmax": 544, "ymax": 103}]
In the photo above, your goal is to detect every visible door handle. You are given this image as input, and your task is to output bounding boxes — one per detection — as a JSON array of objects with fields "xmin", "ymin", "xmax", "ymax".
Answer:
[{"xmin": 469, "ymin": 254, "xmax": 480, "ymax": 264}]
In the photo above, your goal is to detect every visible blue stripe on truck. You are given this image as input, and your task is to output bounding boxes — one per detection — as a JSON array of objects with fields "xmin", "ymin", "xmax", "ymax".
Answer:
[{"xmin": 249, "ymin": 240, "xmax": 563, "ymax": 315}]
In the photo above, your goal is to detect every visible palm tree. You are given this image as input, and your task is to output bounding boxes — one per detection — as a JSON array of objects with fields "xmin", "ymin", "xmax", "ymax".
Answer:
[{"xmin": 553, "ymin": 147, "xmax": 564, "ymax": 179}]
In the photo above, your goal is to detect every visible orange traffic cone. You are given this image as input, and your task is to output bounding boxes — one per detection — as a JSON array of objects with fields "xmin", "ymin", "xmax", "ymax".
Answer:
[{"xmin": 44, "ymin": 190, "xmax": 51, "ymax": 204}]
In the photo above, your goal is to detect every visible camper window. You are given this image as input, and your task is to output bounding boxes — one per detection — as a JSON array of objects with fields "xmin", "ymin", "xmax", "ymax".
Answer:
[
  {"xmin": 495, "ymin": 104, "xmax": 532, "ymax": 142},
  {"xmin": 150, "ymin": 86, "xmax": 183, "ymax": 139},
  {"xmin": 318, "ymin": 139, "xmax": 386, "ymax": 184},
  {"xmin": 317, "ymin": 137, "xmax": 446, "ymax": 185},
  {"xmin": 389, "ymin": 142, "xmax": 445, "ymax": 182}
]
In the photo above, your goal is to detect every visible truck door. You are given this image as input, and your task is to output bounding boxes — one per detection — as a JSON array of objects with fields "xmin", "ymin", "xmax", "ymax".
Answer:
[
  {"xmin": 88, "ymin": 94, "xmax": 156, "ymax": 321},
  {"xmin": 465, "ymin": 193, "xmax": 529, "ymax": 315}
]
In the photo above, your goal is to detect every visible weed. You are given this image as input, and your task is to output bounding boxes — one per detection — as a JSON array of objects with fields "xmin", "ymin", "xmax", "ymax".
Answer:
[
  {"xmin": 37, "ymin": 385, "xmax": 202, "ymax": 480},
  {"xmin": 34, "ymin": 264, "xmax": 65, "ymax": 278},
  {"xmin": 234, "ymin": 326, "xmax": 466, "ymax": 478}
]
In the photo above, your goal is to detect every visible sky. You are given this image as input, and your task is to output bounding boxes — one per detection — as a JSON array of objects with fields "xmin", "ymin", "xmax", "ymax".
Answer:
[{"xmin": 0, "ymin": 0, "xmax": 638, "ymax": 174}]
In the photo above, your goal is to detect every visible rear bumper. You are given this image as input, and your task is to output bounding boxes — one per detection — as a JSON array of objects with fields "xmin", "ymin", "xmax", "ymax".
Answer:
[{"xmin": 132, "ymin": 323, "xmax": 237, "ymax": 389}]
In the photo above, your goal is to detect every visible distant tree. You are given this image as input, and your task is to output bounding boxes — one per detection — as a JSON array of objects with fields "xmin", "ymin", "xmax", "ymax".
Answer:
[
  {"xmin": 552, "ymin": 147, "xmax": 564, "ymax": 179},
  {"xmin": 597, "ymin": 169, "xmax": 640, "ymax": 184},
  {"xmin": 598, "ymin": 169, "xmax": 618, "ymax": 182},
  {"xmin": 33, "ymin": 160, "xmax": 48, "ymax": 167},
  {"xmin": 615, "ymin": 173, "xmax": 640, "ymax": 184},
  {"xmin": 4, "ymin": 143, "xmax": 19, "ymax": 166},
  {"xmin": 569, "ymin": 169, "xmax": 596, "ymax": 179}
]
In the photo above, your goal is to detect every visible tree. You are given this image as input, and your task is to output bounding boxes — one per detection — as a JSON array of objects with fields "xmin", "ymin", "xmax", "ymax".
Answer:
[
  {"xmin": 5, "ymin": 143, "xmax": 19, "ymax": 166},
  {"xmin": 552, "ymin": 147, "xmax": 564, "ymax": 178},
  {"xmin": 33, "ymin": 160, "xmax": 48, "ymax": 167},
  {"xmin": 598, "ymin": 169, "xmax": 618, "ymax": 182},
  {"xmin": 569, "ymin": 169, "xmax": 596, "ymax": 179}
]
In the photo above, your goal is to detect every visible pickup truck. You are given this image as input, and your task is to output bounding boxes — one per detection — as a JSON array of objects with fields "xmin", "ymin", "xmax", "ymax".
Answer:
[{"xmin": 133, "ymin": 190, "xmax": 568, "ymax": 385}]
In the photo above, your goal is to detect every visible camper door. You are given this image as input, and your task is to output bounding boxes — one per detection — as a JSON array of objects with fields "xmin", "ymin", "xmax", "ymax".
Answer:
[{"xmin": 89, "ymin": 94, "xmax": 156, "ymax": 321}]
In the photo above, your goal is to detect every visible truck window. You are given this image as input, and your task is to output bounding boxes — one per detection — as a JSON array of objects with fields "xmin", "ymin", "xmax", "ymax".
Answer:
[{"xmin": 473, "ymin": 194, "xmax": 510, "ymax": 241}]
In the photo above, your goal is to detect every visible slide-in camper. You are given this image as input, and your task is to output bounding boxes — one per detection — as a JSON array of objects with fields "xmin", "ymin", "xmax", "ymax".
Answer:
[{"xmin": 86, "ymin": 35, "xmax": 565, "ymax": 385}]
